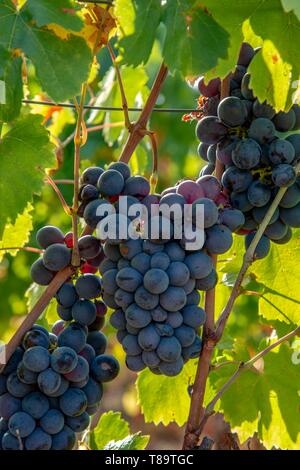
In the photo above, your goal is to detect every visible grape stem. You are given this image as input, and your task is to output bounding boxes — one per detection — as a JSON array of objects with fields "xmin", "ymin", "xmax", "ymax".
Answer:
[
  {"xmin": 107, "ymin": 42, "xmax": 131, "ymax": 130},
  {"xmin": 183, "ymin": 161, "xmax": 300, "ymax": 450},
  {"xmin": 0, "ymin": 246, "xmax": 43, "ymax": 254},
  {"xmin": 0, "ymin": 266, "xmax": 74, "ymax": 371},
  {"xmin": 119, "ymin": 63, "xmax": 168, "ymax": 163},
  {"xmin": 43, "ymin": 172, "xmax": 72, "ymax": 216},
  {"xmin": 72, "ymin": 83, "xmax": 88, "ymax": 267},
  {"xmin": 195, "ymin": 324, "xmax": 300, "ymax": 437},
  {"xmin": 183, "ymin": 74, "xmax": 230, "ymax": 450}
]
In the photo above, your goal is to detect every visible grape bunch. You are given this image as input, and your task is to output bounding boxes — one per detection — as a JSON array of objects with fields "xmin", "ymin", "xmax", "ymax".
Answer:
[
  {"xmin": 76, "ymin": 162, "xmax": 244, "ymax": 376},
  {"xmin": 31, "ymin": 226, "xmax": 105, "ymax": 286},
  {"xmin": 194, "ymin": 42, "xmax": 300, "ymax": 257},
  {"xmin": 0, "ymin": 322, "xmax": 119, "ymax": 450}
]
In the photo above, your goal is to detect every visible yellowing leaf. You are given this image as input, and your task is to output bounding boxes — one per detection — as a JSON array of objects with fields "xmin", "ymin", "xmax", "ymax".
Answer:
[{"xmin": 0, "ymin": 203, "xmax": 33, "ymax": 262}]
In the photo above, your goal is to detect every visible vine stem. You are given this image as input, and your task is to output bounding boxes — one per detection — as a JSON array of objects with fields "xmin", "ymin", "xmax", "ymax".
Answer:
[
  {"xmin": 0, "ymin": 267, "xmax": 74, "ymax": 371},
  {"xmin": 71, "ymin": 84, "xmax": 88, "ymax": 267},
  {"xmin": 183, "ymin": 74, "xmax": 230, "ymax": 450},
  {"xmin": 119, "ymin": 63, "xmax": 168, "ymax": 163},
  {"xmin": 0, "ymin": 246, "xmax": 43, "ymax": 254},
  {"xmin": 107, "ymin": 42, "xmax": 131, "ymax": 130},
  {"xmin": 197, "ymin": 324, "xmax": 300, "ymax": 435},
  {"xmin": 44, "ymin": 172, "xmax": 72, "ymax": 215}
]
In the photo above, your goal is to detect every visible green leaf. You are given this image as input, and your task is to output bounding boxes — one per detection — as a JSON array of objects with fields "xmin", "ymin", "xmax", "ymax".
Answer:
[
  {"xmin": 248, "ymin": 0, "xmax": 300, "ymax": 110},
  {"xmin": 90, "ymin": 411, "xmax": 130, "ymax": 450},
  {"xmin": 88, "ymin": 65, "xmax": 149, "ymax": 145},
  {"xmin": 203, "ymin": 0, "xmax": 262, "ymax": 81},
  {"xmin": 0, "ymin": 114, "xmax": 55, "ymax": 237},
  {"xmin": 251, "ymin": 231, "xmax": 300, "ymax": 326},
  {"xmin": 0, "ymin": 203, "xmax": 33, "ymax": 262},
  {"xmin": 114, "ymin": 0, "xmax": 162, "ymax": 66},
  {"xmin": 25, "ymin": 283, "xmax": 46, "ymax": 311},
  {"xmin": 136, "ymin": 360, "xmax": 197, "ymax": 426},
  {"xmin": 104, "ymin": 433, "xmax": 149, "ymax": 450},
  {"xmin": 25, "ymin": 283, "xmax": 57, "ymax": 330},
  {"xmin": 281, "ymin": 0, "xmax": 300, "ymax": 21},
  {"xmin": 0, "ymin": 2, "xmax": 92, "ymax": 101},
  {"xmin": 26, "ymin": 0, "xmax": 83, "ymax": 31},
  {"xmin": 210, "ymin": 344, "xmax": 300, "ymax": 449},
  {"xmin": 0, "ymin": 52, "xmax": 23, "ymax": 122},
  {"xmin": 163, "ymin": 1, "xmax": 230, "ymax": 76}
]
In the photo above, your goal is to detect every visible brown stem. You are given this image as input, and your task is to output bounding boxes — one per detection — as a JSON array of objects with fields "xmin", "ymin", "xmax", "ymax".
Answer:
[
  {"xmin": 119, "ymin": 63, "xmax": 168, "ymax": 164},
  {"xmin": 43, "ymin": 172, "xmax": 72, "ymax": 216},
  {"xmin": 107, "ymin": 42, "xmax": 131, "ymax": 130},
  {"xmin": 183, "ymin": 76, "xmax": 230, "ymax": 450},
  {"xmin": 0, "ymin": 246, "xmax": 43, "ymax": 254},
  {"xmin": 0, "ymin": 267, "xmax": 74, "ymax": 370},
  {"xmin": 72, "ymin": 84, "xmax": 88, "ymax": 267}
]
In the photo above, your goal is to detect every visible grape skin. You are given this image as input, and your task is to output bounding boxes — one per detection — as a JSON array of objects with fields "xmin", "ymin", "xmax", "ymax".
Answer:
[
  {"xmin": 232, "ymin": 138, "xmax": 261, "ymax": 170},
  {"xmin": 196, "ymin": 116, "xmax": 227, "ymax": 145},
  {"xmin": 36, "ymin": 226, "xmax": 64, "ymax": 249}
]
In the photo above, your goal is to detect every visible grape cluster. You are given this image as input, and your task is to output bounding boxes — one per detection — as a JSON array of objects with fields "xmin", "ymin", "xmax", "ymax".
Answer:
[
  {"xmin": 76, "ymin": 163, "xmax": 244, "ymax": 376},
  {"xmin": 194, "ymin": 42, "xmax": 300, "ymax": 257},
  {"xmin": 0, "ymin": 323, "xmax": 119, "ymax": 450}
]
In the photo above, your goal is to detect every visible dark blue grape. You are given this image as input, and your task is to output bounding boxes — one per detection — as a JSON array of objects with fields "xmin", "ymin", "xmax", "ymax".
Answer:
[
  {"xmin": 59, "ymin": 388, "xmax": 87, "ymax": 417},
  {"xmin": 264, "ymin": 220, "xmax": 288, "ymax": 240},
  {"xmin": 143, "ymin": 268, "xmax": 170, "ymax": 294},
  {"xmin": 80, "ymin": 184, "xmax": 99, "ymax": 202},
  {"xmin": 195, "ymin": 269, "xmax": 218, "ymax": 291},
  {"xmin": 135, "ymin": 286, "xmax": 159, "ymax": 310},
  {"xmin": 58, "ymin": 323, "xmax": 86, "ymax": 353},
  {"xmin": 245, "ymin": 232, "xmax": 270, "ymax": 259},
  {"xmin": 182, "ymin": 305, "xmax": 206, "ymax": 328},
  {"xmin": 36, "ymin": 226, "xmax": 64, "ymax": 249},
  {"xmin": 182, "ymin": 336, "xmax": 202, "ymax": 361},
  {"xmin": 183, "ymin": 278, "xmax": 196, "ymax": 295},
  {"xmin": 83, "ymin": 199, "xmax": 111, "ymax": 229},
  {"xmin": 114, "ymin": 288, "xmax": 134, "ymax": 310},
  {"xmin": 286, "ymin": 134, "xmax": 300, "ymax": 157},
  {"xmin": 119, "ymin": 239, "xmax": 142, "ymax": 260},
  {"xmin": 97, "ymin": 169, "xmax": 124, "ymax": 197},
  {"xmin": 137, "ymin": 325, "xmax": 161, "ymax": 351},
  {"xmin": 122, "ymin": 335, "xmax": 142, "ymax": 356},
  {"xmin": 196, "ymin": 116, "xmax": 227, "ymax": 144},
  {"xmin": 72, "ymin": 300, "xmax": 97, "ymax": 326},
  {"xmin": 56, "ymin": 283, "xmax": 78, "ymax": 308},
  {"xmin": 43, "ymin": 244, "xmax": 71, "ymax": 271},
  {"xmin": 142, "ymin": 351, "xmax": 160, "ymax": 368},
  {"xmin": 81, "ymin": 378, "xmax": 103, "ymax": 406},
  {"xmin": 0, "ymin": 394, "xmax": 21, "ymax": 420},
  {"xmin": 238, "ymin": 42, "xmax": 254, "ymax": 67},
  {"xmin": 8, "ymin": 411, "xmax": 35, "ymax": 438},
  {"xmin": 57, "ymin": 305, "xmax": 72, "ymax": 321},
  {"xmin": 174, "ymin": 325, "xmax": 196, "ymax": 347},
  {"xmin": 6, "ymin": 372, "xmax": 34, "ymax": 398},
  {"xmin": 166, "ymin": 262, "xmax": 189, "ymax": 287},
  {"xmin": 166, "ymin": 312, "xmax": 183, "ymax": 328},
  {"xmin": 87, "ymin": 331, "xmax": 107, "ymax": 355},
  {"xmin": 66, "ymin": 412, "xmax": 90, "ymax": 433},
  {"xmin": 269, "ymin": 139, "xmax": 295, "ymax": 165},
  {"xmin": 164, "ymin": 242, "xmax": 185, "ymax": 261},
  {"xmin": 279, "ymin": 183, "xmax": 300, "ymax": 208},
  {"xmin": 131, "ymin": 252, "xmax": 151, "ymax": 274},
  {"xmin": 30, "ymin": 259, "xmax": 55, "ymax": 286},
  {"xmin": 160, "ymin": 287, "xmax": 187, "ymax": 312},
  {"xmin": 217, "ymin": 96, "xmax": 248, "ymax": 126},
  {"xmin": 22, "ymin": 329, "xmax": 50, "ymax": 350},
  {"xmin": 91, "ymin": 355, "xmax": 120, "ymax": 382},
  {"xmin": 116, "ymin": 267, "xmax": 143, "ymax": 292},
  {"xmin": 2, "ymin": 431, "xmax": 22, "ymax": 450},
  {"xmin": 241, "ymin": 73, "xmax": 254, "ymax": 100},
  {"xmin": 51, "ymin": 425, "xmax": 76, "ymax": 450},
  {"xmin": 248, "ymin": 118, "xmax": 275, "ymax": 144},
  {"xmin": 64, "ymin": 356, "xmax": 89, "ymax": 383},
  {"xmin": 253, "ymin": 99, "xmax": 275, "ymax": 119},
  {"xmin": 272, "ymin": 164, "xmax": 296, "ymax": 187},
  {"xmin": 151, "ymin": 306, "xmax": 168, "ymax": 322},
  {"xmin": 110, "ymin": 309, "xmax": 126, "ymax": 330},
  {"xmin": 232, "ymin": 138, "xmax": 261, "ymax": 169},
  {"xmin": 78, "ymin": 235, "xmax": 101, "ymax": 259},
  {"xmin": 185, "ymin": 251, "xmax": 213, "ymax": 279},
  {"xmin": 186, "ymin": 290, "xmax": 201, "ymax": 305},
  {"xmin": 247, "ymin": 181, "xmax": 271, "ymax": 207},
  {"xmin": 192, "ymin": 197, "xmax": 219, "ymax": 228},
  {"xmin": 22, "ymin": 391, "xmax": 49, "ymax": 419},
  {"xmin": 51, "ymin": 347, "xmax": 78, "ymax": 374},
  {"xmin": 273, "ymin": 109, "xmax": 296, "ymax": 132},
  {"xmin": 142, "ymin": 240, "xmax": 164, "ymax": 255},
  {"xmin": 230, "ymin": 191, "xmax": 253, "ymax": 212},
  {"xmin": 124, "ymin": 176, "xmax": 150, "ymax": 198},
  {"xmin": 252, "ymin": 204, "xmax": 279, "ymax": 224},
  {"xmin": 222, "ymin": 166, "xmax": 253, "ymax": 193},
  {"xmin": 23, "ymin": 347, "xmax": 50, "ymax": 373},
  {"xmin": 157, "ymin": 337, "xmax": 181, "ymax": 362},
  {"xmin": 159, "ymin": 358, "xmax": 184, "ymax": 376},
  {"xmin": 40, "ymin": 409, "xmax": 64, "ymax": 435},
  {"xmin": 220, "ymin": 208, "xmax": 245, "ymax": 231},
  {"xmin": 126, "ymin": 355, "xmax": 146, "ymax": 372},
  {"xmin": 81, "ymin": 167, "xmax": 104, "ymax": 186}
]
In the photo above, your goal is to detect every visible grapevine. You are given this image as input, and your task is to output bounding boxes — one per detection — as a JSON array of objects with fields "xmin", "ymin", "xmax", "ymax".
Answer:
[{"xmin": 0, "ymin": 0, "xmax": 300, "ymax": 454}]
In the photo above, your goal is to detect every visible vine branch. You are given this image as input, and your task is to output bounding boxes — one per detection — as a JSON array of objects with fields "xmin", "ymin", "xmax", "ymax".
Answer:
[
  {"xmin": 119, "ymin": 63, "xmax": 168, "ymax": 164},
  {"xmin": 0, "ymin": 267, "xmax": 74, "ymax": 371},
  {"xmin": 183, "ymin": 75, "xmax": 230, "ymax": 450}
]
